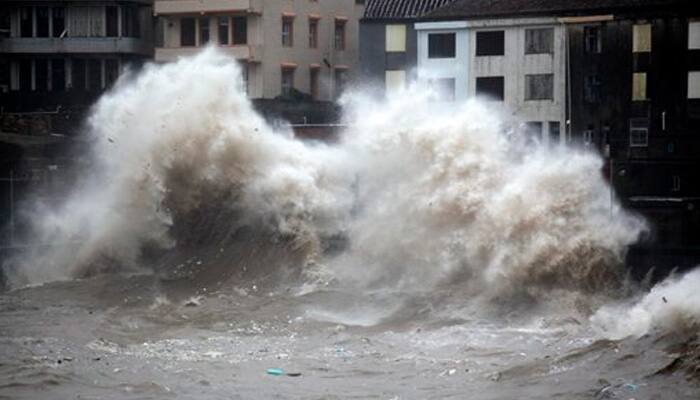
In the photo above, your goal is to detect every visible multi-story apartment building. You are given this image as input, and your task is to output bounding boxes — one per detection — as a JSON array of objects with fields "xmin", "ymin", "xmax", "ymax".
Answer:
[
  {"xmin": 154, "ymin": 0, "xmax": 365, "ymax": 101},
  {"xmin": 414, "ymin": 16, "xmax": 566, "ymax": 145},
  {"xmin": 417, "ymin": 0, "xmax": 700, "ymax": 274},
  {"xmin": 0, "ymin": 1, "xmax": 154, "ymax": 112},
  {"xmin": 359, "ymin": 0, "xmax": 455, "ymax": 95}
]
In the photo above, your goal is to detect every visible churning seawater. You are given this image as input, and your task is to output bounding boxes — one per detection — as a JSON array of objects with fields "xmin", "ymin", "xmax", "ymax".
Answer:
[{"xmin": 1, "ymin": 49, "xmax": 699, "ymax": 399}]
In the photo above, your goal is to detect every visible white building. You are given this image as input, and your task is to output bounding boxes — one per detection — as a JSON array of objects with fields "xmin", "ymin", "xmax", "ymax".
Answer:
[{"xmin": 415, "ymin": 17, "xmax": 567, "ymax": 145}]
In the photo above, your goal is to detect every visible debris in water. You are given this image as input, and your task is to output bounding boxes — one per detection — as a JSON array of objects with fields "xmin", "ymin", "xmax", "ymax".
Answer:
[
  {"xmin": 183, "ymin": 296, "xmax": 203, "ymax": 307},
  {"xmin": 266, "ymin": 368, "xmax": 284, "ymax": 376},
  {"xmin": 624, "ymin": 383, "xmax": 638, "ymax": 392},
  {"xmin": 286, "ymin": 372, "xmax": 302, "ymax": 377}
]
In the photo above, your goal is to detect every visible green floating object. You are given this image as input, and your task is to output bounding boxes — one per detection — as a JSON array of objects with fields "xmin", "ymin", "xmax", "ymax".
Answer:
[{"xmin": 266, "ymin": 368, "xmax": 284, "ymax": 376}]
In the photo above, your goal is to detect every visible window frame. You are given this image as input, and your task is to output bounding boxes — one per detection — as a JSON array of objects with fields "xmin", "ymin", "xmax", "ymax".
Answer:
[
  {"xmin": 475, "ymin": 30, "xmax": 505, "ymax": 56},
  {"xmin": 427, "ymin": 32, "xmax": 456, "ymax": 59},
  {"xmin": 282, "ymin": 16, "xmax": 294, "ymax": 47},
  {"xmin": 524, "ymin": 27, "xmax": 554, "ymax": 55},
  {"xmin": 524, "ymin": 73, "xmax": 554, "ymax": 101}
]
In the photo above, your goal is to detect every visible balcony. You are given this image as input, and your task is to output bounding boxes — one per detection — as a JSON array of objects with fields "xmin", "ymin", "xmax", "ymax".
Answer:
[
  {"xmin": 0, "ymin": 37, "xmax": 153, "ymax": 55},
  {"xmin": 154, "ymin": 0, "xmax": 261, "ymax": 15},
  {"xmin": 155, "ymin": 45, "xmax": 258, "ymax": 62}
]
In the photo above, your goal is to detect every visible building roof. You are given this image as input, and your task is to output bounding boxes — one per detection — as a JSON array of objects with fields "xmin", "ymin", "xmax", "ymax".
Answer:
[
  {"xmin": 425, "ymin": 0, "xmax": 698, "ymax": 19},
  {"xmin": 363, "ymin": 0, "xmax": 456, "ymax": 20}
]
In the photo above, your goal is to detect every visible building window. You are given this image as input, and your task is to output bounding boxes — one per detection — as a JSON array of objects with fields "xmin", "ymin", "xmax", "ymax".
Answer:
[
  {"xmin": 310, "ymin": 67, "xmax": 319, "ymax": 100},
  {"xmin": 232, "ymin": 16, "xmax": 247, "ymax": 45},
  {"xmin": 35, "ymin": 59, "xmax": 48, "ymax": 92},
  {"xmin": 334, "ymin": 68, "xmax": 347, "ymax": 98},
  {"xmin": 672, "ymin": 175, "xmax": 681, "ymax": 192},
  {"xmin": 688, "ymin": 71, "xmax": 700, "ymax": 99},
  {"xmin": 105, "ymin": 59, "xmax": 119, "ymax": 88},
  {"xmin": 52, "ymin": 8, "xmax": 65, "ymax": 37},
  {"xmin": 525, "ymin": 74, "xmax": 553, "ymax": 100},
  {"xmin": 71, "ymin": 59, "xmax": 86, "ymax": 91},
  {"xmin": 281, "ymin": 67, "xmax": 295, "ymax": 96},
  {"xmin": 584, "ymin": 26, "xmax": 601, "ymax": 54},
  {"xmin": 584, "ymin": 75, "xmax": 601, "ymax": 103},
  {"xmin": 476, "ymin": 31, "xmax": 504, "ymax": 56},
  {"xmin": 632, "ymin": 72, "xmax": 647, "ymax": 101},
  {"xmin": 0, "ymin": 8, "xmax": 10, "ymax": 38},
  {"xmin": 199, "ymin": 17, "xmax": 210, "ymax": 45},
  {"xmin": 36, "ymin": 7, "xmax": 49, "ymax": 38},
  {"xmin": 386, "ymin": 24, "xmax": 406, "ymax": 52},
  {"xmin": 181, "ymin": 18, "xmax": 196, "ymax": 47},
  {"xmin": 428, "ymin": 33, "xmax": 456, "ymax": 58},
  {"xmin": 20, "ymin": 7, "xmax": 33, "ymax": 38},
  {"xmin": 87, "ymin": 59, "xmax": 102, "ymax": 90},
  {"xmin": 525, "ymin": 28, "xmax": 553, "ymax": 54},
  {"xmin": 282, "ymin": 17, "xmax": 294, "ymax": 47},
  {"xmin": 583, "ymin": 129, "xmax": 594, "ymax": 146},
  {"xmin": 385, "ymin": 70, "xmax": 405, "ymax": 94},
  {"xmin": 51, "ymin": 58, "xmax": 65, "ymax": 92},
  {"xmin": 19, "ymin": 60, "xmax": 32, "ymax": 91},
  {"xmin": 689, "ymin": 21, "xmax": 700, "ymax": 49},
  {"xmin": 218, "ymin": 17, "xmax": 229, "ymax": 45},
  {"xmin": 548, "ymin": 121, "xmax": 561, "ymax": 144},
  {"xmin": 633, "ymin": 23, "xmax": 651, "ymax": 53},
  {"xmin": 106, "ymin": 6, "xmax": 119, "ymax": 38},
  {"xmin": 309, "ymin": 18, "xmax": 319, "ymax": 48},
  {"xmin": 629, "ymin": 118, "xmax": 649, "ymax": 147},
  {"xmin": 429, "ymin": 78, "xmax": 455, "ymax": 101},
  {"xmin": 475, "ymin": 76, "xmax": 504, "ymax": 101},
  {"xmin": 121, "ymin": 6, "xmax": 140, "ymax": 38},
  {"xmin": 335, "ymin": 20, "xmax": 346, "ymax": 50},
  {"xmin": 525, "ymin": 121, "xmax": 543, "ymax": 138}
]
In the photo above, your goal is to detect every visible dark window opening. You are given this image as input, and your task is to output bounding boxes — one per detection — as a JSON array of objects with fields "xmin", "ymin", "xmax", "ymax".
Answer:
[
  {"xmin": 309, "ymin": 19, "xmax": 318, "ymax": 48},
  {"xmin": 525, "ymin": 74, "xmax": 553, "ymax": 100},
  {"xmin": 72, "ymin": 59, "xmax": 86, "ymax": 91},
  {"xmin": 35, "ymin": 59, "xmax": 48, "ymax": 92},
  {"xmin": 310, "ymin": 68, "xmax": 319, "ymax": 100},
  {"xmin": 36, "ymin": 7, "xmax": 49, "ymax": 37},
  {"xmin": 476, "ymin": 31, "xmax": 504, "ymax": 56},
  {"xmin": 87, "ymin": 59, "xmax": 102, "ymax": 90},
  {"xmin": 281, "ymin": 67, "xmax": 294, "ymax": 96},
  {"xmin": 0, "ymin": 8, "xmax": 10, "ymax": 38},
  {"xmin": 105, "ymin": 59, "xmax": 119, "ymax": 88},
  {"xmin": 0, "ymin": 60, "xmax": 9, "ymax": 92},
  {"xmin": 199, "ymin": 17, "xmax": 210, "ymax": 45},
  {"xmin": 232, "ymin": 16, "xmax": 247, "ymax": 45},
  {"xmin": 584, "ymin": 75, "xmax": 601, "ymax": 103},
  {"xmin": 51, "ymin": 59, "xmax": 65, "ymax": 92},
  {"xmin": 181, "ymin": 18, "xmax": 196, "ymax": 46},
  {"xmin": 20, "ymin": 7, "xmax": 33, "ymax": 37},
  {"xmin": 106, "ymin": 6, "xmax": 119, "ymax": 37},
  {"xmin": 282, "ymin": 17, "xmax": 294, "ymax": 47},
  {"xmin": 549, "ymin": 121, "xmax": 561, "ymax": 144},
  {"xmin": 475, "ymin": 76, "xmax": 504, "ymax": 101},
  {"xmin": 121, "ymin": 6, "xmax": 140, "ymax": 38},
  {"xmin": 19, "ymin": 60, "xmax": 32, "ymax": 91},
  {"xmin": 334, "ymin": 68, "xmax": 347, "ymax": 99},
  {"xmin": 584, "ymin": 26, "xmax": 601, "ymax": 54},
  {"xmin": 52, "ymin": 7, "xmax": 65, "ymax": 37},
  {"xmin": 428, "ymin": 33, "xmax": 456, "ymax": 58},
  {"xmin": 525, "ymin": 28, "xmax": 553, "ymax": 54},
  {"xmin": 218, "ymin": 17, "xmax": 229, "ymax": 45},
  {"xmin": 525, "ymin": 122, "xmax": 543, "ymax": 141},
  {"xmin": 335, "ymin": 20, "xmax": 346, "ymax": 50}
]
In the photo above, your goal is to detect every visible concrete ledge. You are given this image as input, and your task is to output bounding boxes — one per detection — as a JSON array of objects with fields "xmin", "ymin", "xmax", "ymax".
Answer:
[{"xmin": 0, "ymin": 38, "xmax": 153, "ymax": 55}]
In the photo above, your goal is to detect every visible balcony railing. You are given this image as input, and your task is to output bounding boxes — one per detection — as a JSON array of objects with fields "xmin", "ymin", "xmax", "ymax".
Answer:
[
  {"xmin": 154, "ymin": 0, "xmax": 261, "ymax": 15},
  {"xmin": 154, "ymin": 45, "xmax": 259, "ymax": 62},
  {"xmin": 0, "ymin": 37, "xmax": 153, "ymax": 55}
]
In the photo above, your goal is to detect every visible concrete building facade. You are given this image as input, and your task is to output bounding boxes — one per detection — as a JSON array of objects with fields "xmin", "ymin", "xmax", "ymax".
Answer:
[
  {"xmin": 154, "ymin": 0, "xmax": 365, "ymax": 101},
  {"xmin": 415, "ymin": 17, "xmax": 566, "ymax": 144},
  {"xmin": 359, "ymin": 0, "xmax": 455, "ymax": 95},
  {"xmin": 0, "ymin": 0, "xmax": 155, "ymax": 111}
]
